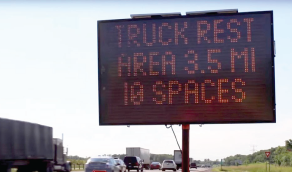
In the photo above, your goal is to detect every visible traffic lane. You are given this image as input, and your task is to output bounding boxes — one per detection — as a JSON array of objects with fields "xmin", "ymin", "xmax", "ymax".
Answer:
[
  {"xmin": 146, "ymin": 169, "xmax": 211, "ymax": 172},
  {"xmin": 72, "ymin": 168, "xmax": 213, "ymax": 172},
  {"xmin": 181, "ymin": 168, "xmax": 212, "ymax": 172}
]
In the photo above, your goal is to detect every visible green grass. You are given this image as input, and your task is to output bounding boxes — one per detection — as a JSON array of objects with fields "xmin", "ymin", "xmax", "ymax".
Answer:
[{"xmin": 212, "ymin": 163, "xmax": 292, "ymax": 172}]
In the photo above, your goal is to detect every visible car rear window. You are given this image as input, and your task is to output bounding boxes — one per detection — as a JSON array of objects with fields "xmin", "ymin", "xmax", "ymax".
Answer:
[
  {"xmin": 151, "ymin": 162, "xmax": 159, "ymax": 164},
  {"xmin": 164, "ymin": 161, "xmax": 173, "ymax": 163},
  {"xmin": 124, "ymin": 157, "xmax": 137, "ymax": 163},
  {"xmin": 191, "ymin": 163, "xmax": 196, "ymax": 165},
  {"xmin": 89, "ymin": 158, "xmax": 110, "ymax": 163}
]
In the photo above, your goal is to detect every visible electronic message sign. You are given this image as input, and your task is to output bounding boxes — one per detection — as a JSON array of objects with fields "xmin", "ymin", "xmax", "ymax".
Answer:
[{"xmin": 98, "ymin": 11, "xmax": 275, "ymax": 125}]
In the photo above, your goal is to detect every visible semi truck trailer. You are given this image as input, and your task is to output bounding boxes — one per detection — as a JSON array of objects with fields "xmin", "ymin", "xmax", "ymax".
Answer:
[
  {"xmin": 0, "ymin": 117, "xmax": 71, "ymax": 172},
  {"xmin": 126, "ymin": 147, "xmax": 150, "ymax": 169},
  {"xmin": 173, "ymin": 150, "xmax": 192, "ymax": 170}
]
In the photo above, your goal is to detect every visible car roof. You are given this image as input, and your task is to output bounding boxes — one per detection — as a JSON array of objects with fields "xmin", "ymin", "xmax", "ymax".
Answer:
[
  {"xmin": 90, "ymin": 156, "xmax": 113, "ymax": 159},
  {"xmin": 124, "ymin": 156, "xmax": 139, "ymax": 158}
]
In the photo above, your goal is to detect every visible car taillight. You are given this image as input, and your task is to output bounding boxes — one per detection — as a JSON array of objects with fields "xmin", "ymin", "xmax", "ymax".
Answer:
[{"xmin": 136, "ymin": 162, "xmax": 139, "ymax": 166}]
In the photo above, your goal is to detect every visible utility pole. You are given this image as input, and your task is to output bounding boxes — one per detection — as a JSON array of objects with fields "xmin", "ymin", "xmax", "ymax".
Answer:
[{"xmin": 251, "ymin": 145, "xmax": 257, "ymax": 153}]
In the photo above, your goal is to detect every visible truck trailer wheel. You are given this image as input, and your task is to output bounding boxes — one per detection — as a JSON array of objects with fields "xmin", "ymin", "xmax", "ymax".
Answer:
[{"xmin": 38, "ymin": 162, "xmax": 53, "ymax": 172}]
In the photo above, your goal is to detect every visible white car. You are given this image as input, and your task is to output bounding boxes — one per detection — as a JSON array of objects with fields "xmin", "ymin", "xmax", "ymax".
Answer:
[{"xmin": 161, "ymin": 160, "xmax": 177, "ymax": 171}]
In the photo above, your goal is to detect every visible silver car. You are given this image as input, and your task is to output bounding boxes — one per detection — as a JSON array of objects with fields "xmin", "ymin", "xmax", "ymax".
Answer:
[
  {"xmin": 85, "ymin": 156, "xmax": 120, "ymax": 172},
  {"xmin": 114, "ymin": 158, "xmax": 127, "ymax": 172}
]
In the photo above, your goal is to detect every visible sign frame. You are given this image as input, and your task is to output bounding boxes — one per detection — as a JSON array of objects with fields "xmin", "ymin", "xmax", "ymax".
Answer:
[
  {"xmin": 265, "ymin": 152, "xmax": 271, "ymax": 158},
  {"xmin": 98, "ymin": 10, "xmax": 275, "ymax": 126}
]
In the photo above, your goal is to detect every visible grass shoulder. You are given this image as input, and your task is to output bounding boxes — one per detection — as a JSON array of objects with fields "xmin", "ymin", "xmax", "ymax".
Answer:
[{"xmin": 212, "ymin": 163, "xmax": 292, "ymax": 172}]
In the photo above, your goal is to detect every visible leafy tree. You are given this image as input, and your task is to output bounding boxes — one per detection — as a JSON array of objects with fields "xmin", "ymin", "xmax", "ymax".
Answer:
[
  {"xmin": 285, "ymin": 140, "xmax": 292, "ymax": 151},
  {"xmin": 289, "ymin": 154, "xmax": 292, "ymax": 166},
  {"xmin": 112, "ymin": 154, "xmax": 126, "ymax": 160},
  {"xmin": 274, "ymin": 154, "xmax": 282, "ymax": 166},
  {"xmin": 275, "ymin": 146, "xmax": 286, "ymax": 155},
  {"xmin": 150, "ymin": 154, "xmax": 173, "ymax": 163},
  {"xmin": 193, "ymin": 160, "xmax": 201, "ymax": 164},
  {"xmin": 244, "ymin": 159, "xmax": 250, "ymax": 166},
  {"xmin": 281, "ymin": 154, "xmax": 290, "ymax": 166}
]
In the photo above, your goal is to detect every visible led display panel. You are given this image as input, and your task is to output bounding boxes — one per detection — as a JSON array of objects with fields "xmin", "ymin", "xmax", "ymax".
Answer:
[{"xmin": 98, "ymin": 11, "xmax": 275, "ymax": 125}]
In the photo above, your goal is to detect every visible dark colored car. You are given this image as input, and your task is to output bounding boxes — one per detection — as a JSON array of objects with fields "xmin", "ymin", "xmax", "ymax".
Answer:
[
  {"xmin": 124, "ymin": 156, "xmax": 143, "ymax": 172},
  {"xmin": 85, "ymin": 156, "xmax": 120, "ymax": 172},
  {"xmin": 150, "ymin": 162, "xmax": 161, "ymax": 170},
  {"xmin": 190, "ymin": 163, "xmax": 197, "ymax": 169}
]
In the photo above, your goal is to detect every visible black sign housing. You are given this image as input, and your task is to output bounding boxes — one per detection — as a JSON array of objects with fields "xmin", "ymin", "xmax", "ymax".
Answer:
[{"xmin": 98, "ymin": 11, "xmax": 275, "ymax": 125}]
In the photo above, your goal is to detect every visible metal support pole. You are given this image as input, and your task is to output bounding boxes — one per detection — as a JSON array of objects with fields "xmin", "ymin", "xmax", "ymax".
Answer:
[{"xmin": 182, "ymin": 124, "xmax": 190, "ymax": 172}]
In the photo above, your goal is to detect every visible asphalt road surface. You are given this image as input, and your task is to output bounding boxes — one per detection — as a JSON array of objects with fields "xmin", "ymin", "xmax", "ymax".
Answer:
[{"xmin": 74, "ymin": 168, "xmax": 212, "ymax": 172}]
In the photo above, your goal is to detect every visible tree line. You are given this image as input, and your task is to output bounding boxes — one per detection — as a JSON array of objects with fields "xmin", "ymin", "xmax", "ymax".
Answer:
[{"xmin": 223, "ymin": 139, "xmax": 292, "ymax": 167}]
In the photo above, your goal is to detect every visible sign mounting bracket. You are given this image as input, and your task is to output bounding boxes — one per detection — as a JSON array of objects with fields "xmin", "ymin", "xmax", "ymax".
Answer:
[
  {"xmin": 130, "ymin": 12, "xmax": 181, "ymax": 19},
  {"xmin": 186, "ymin": 9, "xmax": 238, "ymax": 16}
]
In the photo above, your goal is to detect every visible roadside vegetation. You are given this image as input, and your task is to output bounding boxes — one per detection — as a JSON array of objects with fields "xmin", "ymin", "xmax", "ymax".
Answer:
[
  {"xmin": 211, "ymin": 140, "xmax": 292, "ymax": 172},
  {"xmin": 212, "ymin": 163, "xmax": 292, "ymax": 172},
  {"xmin": 221, "ymin": 140, "xmax": 292, "ymax": 167}
]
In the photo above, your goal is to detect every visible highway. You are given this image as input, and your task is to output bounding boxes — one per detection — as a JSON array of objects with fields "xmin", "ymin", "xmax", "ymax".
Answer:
[{"xmin": 74, "ymin": 168, "xmax": 212, "ymax": 172}]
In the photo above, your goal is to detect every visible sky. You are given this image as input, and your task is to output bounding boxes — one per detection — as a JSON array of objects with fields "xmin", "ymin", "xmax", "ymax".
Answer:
[{"xmin": 0, "ymin": 0, "xmax": 292, "ymax": 161}]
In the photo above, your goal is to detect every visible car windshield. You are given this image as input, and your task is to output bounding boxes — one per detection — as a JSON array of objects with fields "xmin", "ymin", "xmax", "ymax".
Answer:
[
  {"xmin": 164, "ymin": 161, "xmax": 173, "ymax": 163},
  {"xmin": 89, "ymin": 158, "xmax": 110, "ymax": 163}
]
